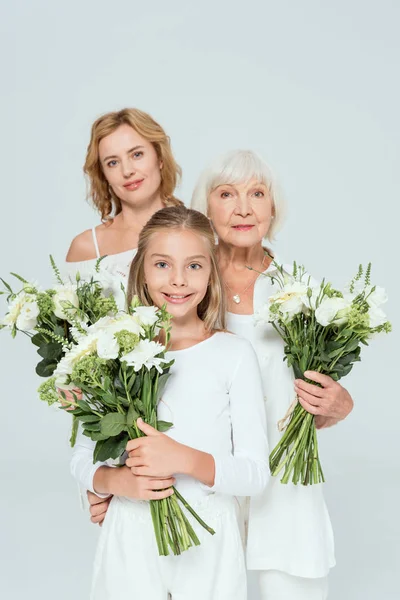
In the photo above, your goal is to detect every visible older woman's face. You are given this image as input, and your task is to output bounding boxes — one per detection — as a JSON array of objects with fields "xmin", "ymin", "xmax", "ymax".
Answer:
[{"xmin": 207, "ymin": 179, "xmax": 273, "ymax": 247}]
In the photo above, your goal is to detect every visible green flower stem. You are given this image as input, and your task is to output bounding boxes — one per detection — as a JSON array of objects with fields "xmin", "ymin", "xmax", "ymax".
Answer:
[{"xmin": 172, "ymin": 487, "xmax": 216, "ymax": 536}]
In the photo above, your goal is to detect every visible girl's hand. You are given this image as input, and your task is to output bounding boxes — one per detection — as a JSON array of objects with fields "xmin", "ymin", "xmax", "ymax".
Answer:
[
  {"xmin": 94, "ymin": 464, "xmax": 175, "ymax": 501},
  {"xmin": 87, "ymin": 491, "xmax": 112, "ymax": 526},
  {"xmin": 294, "ymin": 371, "xmax": 353, "ymax": 427},
  {"xmin": 126, "ymin": 419, "xmax": 189, "ymax": 478},
  {"xmin": 57, "ymin": 387, "xmax": 82, "ymax": 411}
]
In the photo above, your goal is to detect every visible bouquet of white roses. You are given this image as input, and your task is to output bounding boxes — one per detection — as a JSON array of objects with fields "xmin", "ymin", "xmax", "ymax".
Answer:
[
  {"xmin": 1, "ymin": 262, "xmax": 214, "ymax": 555},
  {"xmin": 0, "ymin": 256, "xmax": 125, "ymax": 379},
  {"xmin": 48, "ymin": 300, "xmax": 215, "ymax": 556},
  {"xmin": 255, "ymin": 262, "xmax": 391, "ymax": 486}
]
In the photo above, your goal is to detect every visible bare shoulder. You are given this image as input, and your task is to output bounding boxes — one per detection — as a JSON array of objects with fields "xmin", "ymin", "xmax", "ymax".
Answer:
[{"xmin": 65, "ymin": 229, "xmax": 97, "ymax": 262}]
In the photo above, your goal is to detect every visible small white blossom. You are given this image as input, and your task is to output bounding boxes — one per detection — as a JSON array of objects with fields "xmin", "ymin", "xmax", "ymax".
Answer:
[
  {"xmin": 133, "ymin": 305, "xmax": 159, "ymax": 327},
  {"xmin": 121, "ymin": 339, "xmax": 167, "ymax": 373},
  {"xmin": 96, "ymin": 330, "xmax": 120, "ymax": 360}
]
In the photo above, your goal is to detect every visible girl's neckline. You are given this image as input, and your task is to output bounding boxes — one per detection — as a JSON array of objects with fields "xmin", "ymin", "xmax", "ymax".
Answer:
[{"xmin": 166, "ymin": 331, "xmax": 224, "ymax": 355}]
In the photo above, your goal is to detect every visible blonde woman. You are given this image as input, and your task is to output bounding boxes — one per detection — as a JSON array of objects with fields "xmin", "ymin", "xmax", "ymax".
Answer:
[
  {"xmin": 74, "ymin": 206, "xmax": 269, "ymax": 600},
  {"xmin": 190, "ymin": 150, "xmax": 354, "ymax": 600},
  {"xmin": 65, "ymin": 107, "xmax": 182, "ymax": 503},
  {"xmin": 65, "ymin": 107, "xmax": 182, "ymax": 278}
]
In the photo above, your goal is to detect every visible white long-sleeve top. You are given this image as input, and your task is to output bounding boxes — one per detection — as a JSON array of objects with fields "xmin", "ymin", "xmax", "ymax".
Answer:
[
  {"xmin": 71, "ymin": 332, "xmax": 269, "ymax": 502},
  {"xmin": 227, "ymin": 258, "xmax": 335, "ymax": 578}
]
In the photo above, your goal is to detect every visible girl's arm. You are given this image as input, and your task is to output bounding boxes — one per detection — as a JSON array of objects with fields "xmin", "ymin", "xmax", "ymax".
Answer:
[
  {"xmin": 126, "ymin": 340, "xmax": 270, "ymax": 497},
  {"xmin": 204, "ymin": 340, "xmax": 269, "ymax": 496}
]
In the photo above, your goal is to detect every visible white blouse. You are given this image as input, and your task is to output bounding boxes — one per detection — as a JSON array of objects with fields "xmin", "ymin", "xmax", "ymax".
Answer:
[
  {"xmin": 71, "ymin": 332, "xmax": 269, "ymax": 502},
  {"xmin": 227, "ymin": 260, "xmax": 335, "ymax": 578}
]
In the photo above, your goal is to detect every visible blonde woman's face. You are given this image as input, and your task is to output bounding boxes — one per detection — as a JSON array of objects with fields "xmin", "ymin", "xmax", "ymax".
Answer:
[
  {"xmin": 99, "ymin": 124, "xmax": 162, "ymax": 206},
  {"xmin": 207, "ymin": 179, "xmax": 273, "ymax": 248},
  {"xmin": 144, "ymin": 229, "xmax": 211, "ymax": 321}
]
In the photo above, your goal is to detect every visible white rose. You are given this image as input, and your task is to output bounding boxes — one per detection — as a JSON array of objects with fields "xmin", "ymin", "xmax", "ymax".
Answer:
[
  {"xmin": 279, "ymin": 295, "xmax": 304, "ymax": 321},
  {"xmin": 315, "ymin": 297, "xmax": 351, "ymax": 327},
  {"xmin": 16, "ymin": 300, "xmax": 40, "ymax": 330},
  {"xmin": 53, "ymin": 285, "xmax": 79, "ymax": 320},
  {"xmin": 366, "ymin": 286, "xmax": 388, "ymax": 308},
  {"xmin": 133, "ymin": 306, "xmax": 159, "ymax": 327},
  {"xmin": 121, "ymin": 339, "xmax": 167, "ymax": 373},
  {"xmin": 368, "ymin": 306, "xmax": 387, "ymax": 328},
  {"xmin": 2, "ymin": 293, "xmax": 39, "ymax": 331}
]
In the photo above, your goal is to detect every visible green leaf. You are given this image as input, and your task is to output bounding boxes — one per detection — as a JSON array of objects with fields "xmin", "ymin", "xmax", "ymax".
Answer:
[
  {"xmin": 37, "ymin": 342, "xmax": 63, "ymax": 360},
  {"xmin": 31, "ymin": 332, "xmax": 50, "ymax": 347},
  {"xmin": 82, "ymin": 422, "xmax": 101, "ymax": 432},
  {"xmin": 35, "ymin": 359, "xmax": 57, "ymax": 377},
  {"xmin": 89, "ymin": 431, "xmax": 110, "ymax": 441},
  {"xmin": 108, "ymin": 434, "xmax": 129, "ymax": 459},
  {"xmin": 77, "ymin": 399, "xmax": 92, "ymax": 412},
  {"xmin": 93, "ymin": 434, "xmax": 128, "ymax": 463},
  {"xmin": 114, "ymin": 375, "xmax": 125, "ymax": 394},
  {"xmin": 127, "ymin": 371, "xmax": 136, "ymax": 392},
  {"xmin": 345, "ymin": 338, "xmax": 360, "ymax": 353},
  {"xmin": 0, "ymin": 278, "xmax": 13, "ymax": 294},
  {"xmin": 78, "ymin": 414, "xmax": 101, "ymax": 423},
  {"xmin": 69, "ymin": 417, "xmax": 79, "ymax": 447},
  {"xmin": 156, "ymin": 373, "xmax": 170, "ymax": 401},
  {"xmin": 127, "ymin": 403, "xmax": 140, "ymax": 425},
  {"xmin": 10, "ymin": 272, "xmax": 29, "ymax": 284},
  {"xmin": 157, "ymin": 420, "xmax": 173, "ymax": 432},
  {"xmin": 130, "ymin": 373, "xmax": 142, "ymax": 397},
  {"xmin": 100, "ymin": 412, "xmax": 127, "ymax": 437},
  {"xmin": 117, "ymin": 395, "xmax": 130, "ymax": 408}
]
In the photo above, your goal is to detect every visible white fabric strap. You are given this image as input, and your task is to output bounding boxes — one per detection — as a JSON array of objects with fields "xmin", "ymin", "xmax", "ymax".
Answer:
[{"xmin": 91, "ymin": 226, "xmax": 101, "ymax": 258}]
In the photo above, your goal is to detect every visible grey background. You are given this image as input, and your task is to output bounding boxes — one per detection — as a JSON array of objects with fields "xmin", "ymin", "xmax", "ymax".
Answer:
[{"xmin": 1, "ymin": 1, "xmax": 399, "ymax": 599}]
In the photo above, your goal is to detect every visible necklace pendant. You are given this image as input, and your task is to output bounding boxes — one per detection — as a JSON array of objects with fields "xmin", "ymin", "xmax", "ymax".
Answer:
[{"xmin": 233, "ymin": 294, "xmax": 241, "ymax": 304}]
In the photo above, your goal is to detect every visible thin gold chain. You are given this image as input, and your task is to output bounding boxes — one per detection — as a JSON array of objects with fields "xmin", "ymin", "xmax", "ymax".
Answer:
[{"xmin": 224, "ymin": 254, "xmax": 266, "ymax": 301}]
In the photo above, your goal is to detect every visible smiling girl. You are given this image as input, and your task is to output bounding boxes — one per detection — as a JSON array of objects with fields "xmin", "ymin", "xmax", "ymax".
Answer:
[{"xmin": 73, "ymin": 205, "xmax": 270, "ymax": 600}]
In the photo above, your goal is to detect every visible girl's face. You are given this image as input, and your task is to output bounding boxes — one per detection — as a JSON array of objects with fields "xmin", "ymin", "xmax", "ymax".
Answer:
[
  {"xmin": 99, "ymin": 124, "xmax": 163, "ymax": 206},
  {"xmin": 207, "ymin": 178, "xmax": 273, "ymax": 248},
  {"xmin": 144, "ymin": 229, "xmax": 212, "ymax": 321}
]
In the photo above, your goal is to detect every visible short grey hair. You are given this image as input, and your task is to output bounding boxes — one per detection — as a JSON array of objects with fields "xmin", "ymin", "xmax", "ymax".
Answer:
[{"xmin": 191, "ymin": 149, "xmax": 286, "ymax": 241}]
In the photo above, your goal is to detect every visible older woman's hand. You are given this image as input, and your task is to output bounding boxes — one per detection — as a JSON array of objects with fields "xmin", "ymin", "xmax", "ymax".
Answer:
[
  {"xmin": 294, "ymin": 371, "xmax": 353, "ymax": 430},
  {"xmin": 87, "ymin": 491, "xmax": 112, "ymax": 526}
]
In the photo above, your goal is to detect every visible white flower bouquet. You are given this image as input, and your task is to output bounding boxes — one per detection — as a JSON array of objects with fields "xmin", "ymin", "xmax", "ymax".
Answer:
[
  {"xmin": 1, "ymin": 256, "xmax": 125, "ymax": 379},
  {"xmin": 255, "ymin": 262, "xmax": 391, "ymax": 485},
  {"xmin": 50, "ymin": 300, "xmax": 214, "ymax": 555},
  {"xmin": 1, "ymin": 260, "xmax": 214, "ymax": 555}
]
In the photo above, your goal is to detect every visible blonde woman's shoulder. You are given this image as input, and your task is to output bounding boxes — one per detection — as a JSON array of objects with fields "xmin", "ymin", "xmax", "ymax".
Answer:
[{"xmin": 66, "ymin": 228, "xmax": 98, "ymax": 262}]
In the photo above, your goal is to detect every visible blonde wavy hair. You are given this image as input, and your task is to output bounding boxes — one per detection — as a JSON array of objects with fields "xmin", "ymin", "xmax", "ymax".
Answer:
[
  {"xmin": 84, "ymin": 108, "xmax": 182, "ymax": 221},
  {"xmin": 127, "ymin": 206, "xmax": 226, "ymax": 332}
]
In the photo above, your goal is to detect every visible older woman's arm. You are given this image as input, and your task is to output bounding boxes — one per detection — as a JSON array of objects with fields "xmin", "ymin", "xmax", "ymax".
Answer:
[{"xmin": 294, "ymin": 370, "xmax": 354, "ymax": 429}]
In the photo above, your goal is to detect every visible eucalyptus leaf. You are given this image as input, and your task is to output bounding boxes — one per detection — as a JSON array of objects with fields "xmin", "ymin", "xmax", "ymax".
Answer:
[
  {"xmin": 37, "ymin": 342, "xmax": 63, "ymax": 360},
  {"xmin": 35, "ymin": 359, "xmax": 57, "ymax": 377}
]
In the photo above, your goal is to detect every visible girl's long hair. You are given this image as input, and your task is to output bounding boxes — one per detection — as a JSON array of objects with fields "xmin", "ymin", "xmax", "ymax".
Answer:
[{"xmin": 127, "ymin": 206, "xmax": 226, "ymax": 331}]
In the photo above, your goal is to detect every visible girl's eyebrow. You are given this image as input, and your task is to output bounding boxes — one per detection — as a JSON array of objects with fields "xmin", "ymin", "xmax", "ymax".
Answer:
[
  {"xmin": 151, "ymin": 254, "xmax": 207, "ymax": 260},
  {"xmin": 102, "ymin": 145, "xmax": 144, "ymax": 163}
]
